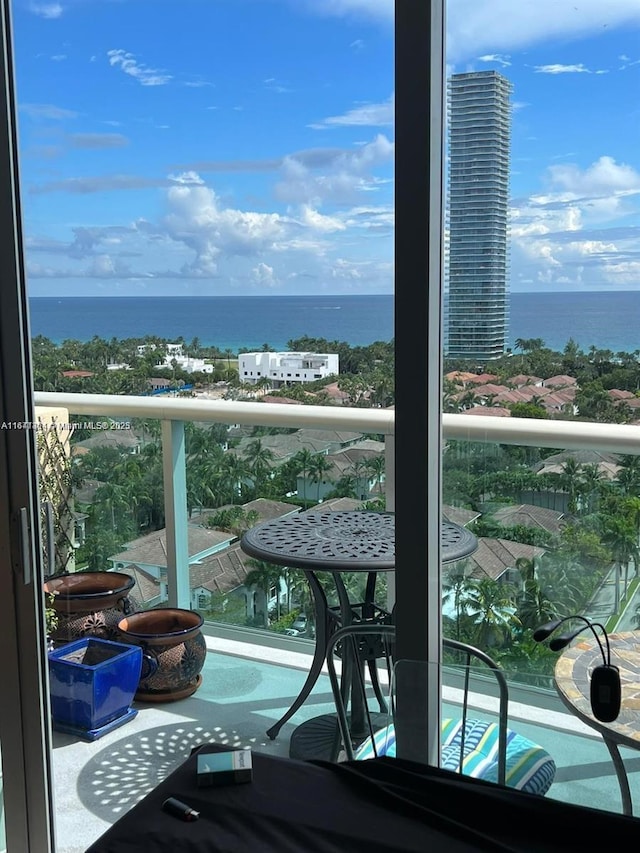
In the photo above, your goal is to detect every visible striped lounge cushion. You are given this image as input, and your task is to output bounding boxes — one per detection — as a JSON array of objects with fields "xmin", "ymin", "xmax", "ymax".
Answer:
[{"xmin": 354, "ymin": 718, "xmax": 556, "ymax": 796}]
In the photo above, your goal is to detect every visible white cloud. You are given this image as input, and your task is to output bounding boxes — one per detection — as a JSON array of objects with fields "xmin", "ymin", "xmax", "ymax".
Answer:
[
  {"xmin": 161, "ymin": 182, "xmax": 288, "ymax": 276},
  {"xmin": 275, "ymin": 134, "xmax": 394, "ymax": 205},
  {"xmin": 25, "ymin": 166, "xmax": 394, "ymax": 289},
  {"xmin": 251, "ymin": 262, "xmax": 277, "ymax": 286},
  {"xmin": 547, "ymin": 156, "xmax": 640, "ymax": 196},
  {"xmin": 447, "ymin": 0, "xmax": 640, "ymax": 63},
  {"xmin": 619, "ymin": 55, "xmax": 640, "ymax": 69},
  {"xmin": 30, "ymin": 3, "xmax": 63, "ymax": 18},
  {"xmin": 20, "ymin": 102, "xmax": 77, "ymax": 120},
  {"xmin": 107, "ymin": 49, "xmax": 172, "ymax": 87},
  {"xmin": 309, "ymin": 94, "xmax": 393, "ymax": 129},
  {"xmin": 167, "ymin": 171, "xmax": 205, "ymax": 185},
  {"xmin": 301, "ymin": 0, "xmax": 391, "ymax": 24},
  {"xmin": 297, "ymin": 205, "xmax": 346, "ymax": 233},
  {"xmin": 304, "ymin": 0, "xmax": 640, "ymax": 68},
  {"xmin": 69, "ymin": 133, "xmax": 129, "ymax": 149},
  {"xmin": 510, "ymin": 156, "xmax": 640, "ymax": 290},
  {"xmin": 534, "ymin": 63, "xmax": 591, "ymax": 74},
  {"xmin": 478, "ymin": 53, "xmax": 511, "ymax": 67}
]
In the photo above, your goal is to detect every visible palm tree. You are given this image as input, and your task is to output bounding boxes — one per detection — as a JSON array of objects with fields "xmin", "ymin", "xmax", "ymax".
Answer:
[
  {"xmin": 458, "ymin": 578, "xmax": 520, "ymax": 649},
  {"xmin": 224, "ymin": 348, "xmax": 234, "ymax": 376},
  {"xmin": 244, "ymin": 559, "xmax": 284, "ymax": 626},
  {"xmin": 442, "ymin": 566, "xmax": 472, "ymax": 641},
  {"xmin": 221, "ymin": 453, "xmax": 250, "ymax": 503},
  {"xmin": 94, "ymin": 482, "xmax": 130, "ymax": 530},
  {"xmin": 326, "ymin": 474, "xmax": 358, "ymax": 500},
  {"xmin": 309, "ymin": 454, "xmax": 333, "ymax": 502},
  {"xmin": 243, "ymin": 439, "xmax": 275, "ymax": 490},
  {"xmin": 517, "ymin": 579, "xmax": 557, "ymax": 630},
  {"xmin": 293, "ymin": 448, "xmax": 315, "ymax": 504},
  {"xmin": 602, "ymin": 518, "xmax": 640, "ymax": 610},
  {"xmin": 349, "ymin": 457, "xmax": 372, "ymax": 500},
  {"xmin": 366, "ymin": 455, "xmax": 386, "ymax": 495},
  {"xmin": 560, "ymin": 458, "xmax": 583, "ymax": 514}
]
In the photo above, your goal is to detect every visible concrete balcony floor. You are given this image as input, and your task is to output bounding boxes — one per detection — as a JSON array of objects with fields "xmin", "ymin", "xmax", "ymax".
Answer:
[{"xmin": 53, "ymin": 633, "xmax": 640, "ymax": 852}]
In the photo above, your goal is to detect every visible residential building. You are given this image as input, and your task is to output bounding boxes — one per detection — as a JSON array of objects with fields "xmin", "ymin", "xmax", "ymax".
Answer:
[
  {"xmin": 239, "ymin": 351, "xmax": 339, "ymax": 386},
  {"xmin": 446, "ymin": 70, "xmax": 512, "ymax": 361},
  {"xmin": 155, "ymin": 353, "xmax": 214, "ymax": 374}
]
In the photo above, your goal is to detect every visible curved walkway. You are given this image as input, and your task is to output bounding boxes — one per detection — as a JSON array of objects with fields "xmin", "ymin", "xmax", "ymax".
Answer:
[{"xmin": 584, "ymin": 564, "xmax": 640, "ymax": 633}]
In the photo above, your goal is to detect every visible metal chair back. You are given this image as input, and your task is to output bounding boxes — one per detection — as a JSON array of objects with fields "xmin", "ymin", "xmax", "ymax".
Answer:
[{"xmin": 325, "ymin": 624, "xmax": 508, "ymax": 786}]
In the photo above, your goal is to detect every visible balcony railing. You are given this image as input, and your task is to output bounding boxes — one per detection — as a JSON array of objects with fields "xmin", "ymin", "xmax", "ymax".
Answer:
[{"xmin": 34, "ymin": 391, "xmax": 640, "ymax": 610}]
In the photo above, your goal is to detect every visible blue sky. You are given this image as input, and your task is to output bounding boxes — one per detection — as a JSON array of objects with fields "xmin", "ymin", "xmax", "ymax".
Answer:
[{"xmin": 11, "ymin": 0, "xmax": 640, "ymax": 296}]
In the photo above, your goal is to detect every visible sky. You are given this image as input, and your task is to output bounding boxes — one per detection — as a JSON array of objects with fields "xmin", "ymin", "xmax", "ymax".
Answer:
[{"xmin": 11, "ymin": 0, "xmax": 640, "ymax": 296}]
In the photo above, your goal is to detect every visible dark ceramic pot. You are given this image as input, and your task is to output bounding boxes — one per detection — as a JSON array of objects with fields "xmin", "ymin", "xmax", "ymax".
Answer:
[
  {"xmin": 117, "ymin": 608, "xmax": 206, "ymax": 702},
  {"xmin": 44, "ymin": 571, "xmax": 138, "ymax": 645}
]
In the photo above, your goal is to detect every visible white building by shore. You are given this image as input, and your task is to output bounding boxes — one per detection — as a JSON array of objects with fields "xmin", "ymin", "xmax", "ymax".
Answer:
[{"xmin": 239, "ymin": 352, "xmax": 339, "ymax": 387}]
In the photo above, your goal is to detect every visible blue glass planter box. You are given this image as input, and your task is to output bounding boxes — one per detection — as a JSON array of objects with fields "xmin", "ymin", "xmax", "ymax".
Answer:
[{"xmin": 48, "ymin": 638, "xmax": 142, "ymax": 741}]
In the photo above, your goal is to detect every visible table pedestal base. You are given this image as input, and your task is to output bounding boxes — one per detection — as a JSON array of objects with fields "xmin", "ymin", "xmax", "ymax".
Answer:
[{"xmin": 289, "ymin": 711, "xmax": 388, "ymax": 762}]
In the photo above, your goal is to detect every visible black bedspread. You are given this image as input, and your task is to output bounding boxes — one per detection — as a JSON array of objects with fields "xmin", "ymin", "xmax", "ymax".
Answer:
[{"xmin": 86, "ymin": 745, "xmax": 640, "ymax": 852}]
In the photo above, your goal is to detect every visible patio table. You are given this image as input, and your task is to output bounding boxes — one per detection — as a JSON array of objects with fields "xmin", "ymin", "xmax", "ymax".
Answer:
[
  {"xmin": 555, "ymin": 631, "xmax": 640, "ymax": 815},
  {"xmin": 240, "ymin": 510, "xmax": 477, "ymax": 759}
]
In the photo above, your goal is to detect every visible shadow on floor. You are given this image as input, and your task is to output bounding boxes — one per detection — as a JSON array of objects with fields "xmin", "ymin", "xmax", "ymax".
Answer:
[{"xmin": 74, "ymin": 721, "xmax": 257, "ymax": 823}]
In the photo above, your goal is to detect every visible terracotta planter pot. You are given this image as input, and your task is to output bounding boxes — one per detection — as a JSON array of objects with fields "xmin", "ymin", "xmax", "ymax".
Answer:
[
  {"xmin": 117, "ymin": 608, "xmax": 206, "ymax": 702},
  {"xmin": 44, "ymin": 571, "xmax": 138, "ymax": 645}
]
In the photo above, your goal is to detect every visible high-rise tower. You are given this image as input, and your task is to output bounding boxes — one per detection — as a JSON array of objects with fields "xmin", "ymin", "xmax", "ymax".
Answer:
[{"xmin": 446, "ymin": 70, "xmax": 512, "ymax": 362}]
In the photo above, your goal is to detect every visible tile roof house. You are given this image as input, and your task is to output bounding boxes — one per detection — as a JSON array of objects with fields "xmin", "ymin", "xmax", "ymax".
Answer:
[
  {"xmin": 466, "ymin": 538, "xmax": 546, "ymax": 583},
  {"xmin": 126, "ymin": 564, "xmax": 163, "ymax": 608},
  {"xmin": 231, "ymin": 428, "xmax": 363, "ymax": 467},
  {"xmin": 298, "ymin": 439, "xmax": 385, "ymax": 502},
  {"xmin": 61, "ymin": 370, "xmax": 94, "ymax": 379},
  {"xmin": 110, "ymin": 527, "xmax": 235, "ymax": 574},
  {"xmin": 188, "ymin": 545, "xmax": 255, "ymax": 597},
  {"xmin": 540, "ymin": 390, "xmax": 576, "ymax": 415},
  {"xmin": 460, "ymin": 406, "xmax": 511, "ymax": 417},
  {"xmin": 442, "ymin": 504, "xmax": 481, "ymax": 527},
  {"xmin": 491, "ymin": 504, "xmax": 566, "ymax": 536},
  {"xmin": 72, "ymin": 429, "xmax": 142, "ymax": 455},
  {"xmin": 505, "ymin": 375, "xmax": 543, "ymax": 388},
  {"xmin": 542, "ymin": 375, "xmax": 577, "ymax": 389},
  {"xmin": 305, "ymin": 497, "xmax": 366, "ymax": 513},
  {"xmin": 260, "ymin": 395, "xmax": 301, "ymax": 405},
  {"xmin": 445, "ymin": 371, "xmax": 478, "ymax": 385},
  {"xmin": 109, "ymin": 526, "xmax": 260, "ymax": 612},
  {"xmin": 533, "ymin": 449, "xmax": 620, "ymax": 480},
  {"xmin": 194, "ymin": 498, "xmax": 301, "ymax": 529},
  {"xmin": 469, "ymin": 383, "xmax": 509, "ymax": 397},
  {"xmin": 493, "ymin": 389, "xmax": 536, "ymax": 405},
  {"xmin": 321, "ymin": 381, "xmax": 351, "ymax": 404},
  {"xmin": 615, "ymin": 397, "xmax": 640, "ymax": 410},
  {"xmin": 466, "ymin": 373, "xmax": 499, "ymax": 384}
]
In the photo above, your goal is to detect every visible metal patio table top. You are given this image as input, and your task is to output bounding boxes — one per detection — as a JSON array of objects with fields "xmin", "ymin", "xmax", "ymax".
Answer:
[{"xmin": 241, "ymin": 510, "xmax": 478, "ymax": 570}]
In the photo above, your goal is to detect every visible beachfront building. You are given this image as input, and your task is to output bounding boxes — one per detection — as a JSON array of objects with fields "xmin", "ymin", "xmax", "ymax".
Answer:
[
  {"xmin": 446, "ymin": 70, "xmax": 512, "ymax": 361},
  {"xmin": 239, "ymin": 351, "xmax": 339, "ymax": 387},
  {"xmin": 155, "ymin": 352, "xmax": 214, "ymax": 374}
]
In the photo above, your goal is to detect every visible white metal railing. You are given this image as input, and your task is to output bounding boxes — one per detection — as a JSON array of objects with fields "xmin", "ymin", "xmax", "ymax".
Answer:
[
  {"xmin": 34, "ymin": 392, "xmax": 640, "ymax": 455},
  {"xmin": 33, "ymin": 392, "xmax": 640, "ymax": 608}
]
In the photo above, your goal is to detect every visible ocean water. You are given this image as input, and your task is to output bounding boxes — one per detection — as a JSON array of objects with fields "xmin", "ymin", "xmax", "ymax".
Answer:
[
  {"xmin": 27, "ymin": 291, "xmax": 640, "ymax": 354},
  {"xmin": 28, "ymin": 295, "xmax": 394, "ymax": 351}
]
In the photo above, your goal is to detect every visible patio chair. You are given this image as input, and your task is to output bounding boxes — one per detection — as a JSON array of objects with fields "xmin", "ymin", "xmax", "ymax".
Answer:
[{"xmin": 326, "ymin": 624, "xmax": 556, "ymax": 796}]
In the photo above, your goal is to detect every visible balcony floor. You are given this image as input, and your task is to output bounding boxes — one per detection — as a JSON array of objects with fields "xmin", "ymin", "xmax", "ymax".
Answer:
[{"xmin": 53, "ymin": 634, "xmax": 640, "ymax": 852}]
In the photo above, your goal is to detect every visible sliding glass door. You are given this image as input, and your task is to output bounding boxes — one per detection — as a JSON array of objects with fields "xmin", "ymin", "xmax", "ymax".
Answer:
[{"xmin": 0, "ymin": 1, "xmax": 54, "ymax": 850}]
